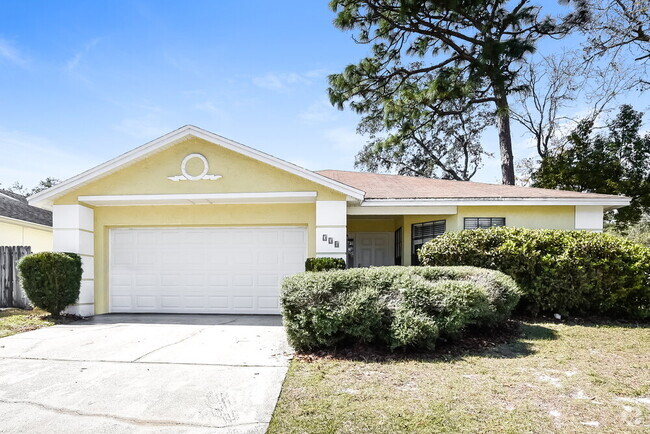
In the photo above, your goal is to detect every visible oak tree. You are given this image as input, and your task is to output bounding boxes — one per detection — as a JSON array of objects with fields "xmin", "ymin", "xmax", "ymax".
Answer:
[{"xmin": 532, "ymin": 105, "xmax": 650, "ymax": 226}]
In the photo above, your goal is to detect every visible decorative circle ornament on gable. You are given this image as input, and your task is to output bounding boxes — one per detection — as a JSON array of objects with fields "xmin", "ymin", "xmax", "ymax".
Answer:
[{"xmin": 168, "ymin": 153, "xmax": 222, "ymax": 181}]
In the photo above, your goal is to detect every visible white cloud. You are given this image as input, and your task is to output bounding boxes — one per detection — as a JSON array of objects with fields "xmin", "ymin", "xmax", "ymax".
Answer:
[
  {"xmin": 288, "ymin": 157, "xmax": 320, "ymax": 171},
  {"xmin": 114, "ymin": 112, "xmax": 171, "ymax": 140},
  {"xmin": 66, "ymin": 38, "xmax": 101, "ymax": 73},
  {"xmin": 0, "ymin": 37, "xmax": 28, "ymax": 67},
  {"xmin": 0, "ymin": 128, "xmax": 98, "ymax": 189},
  {"xmin": 252, "ymin": 69, "xmax": 329, "ymax": 91},
  {"xmin": 299, "ymin": 97, "xmax": 338, "ymax": 124},
  {"xmin": 194, "ymin": 101, "xmax": 229, "ymax": 121},
  {"xmin": 324, "ymin": 127, "xmax": 365, "ymax": 166}
]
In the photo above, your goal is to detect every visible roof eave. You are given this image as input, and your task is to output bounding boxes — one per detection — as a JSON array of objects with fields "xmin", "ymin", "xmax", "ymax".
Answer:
[{"xmin": 358, "ymin": 197, "xmax": 632, "ymax": 207}]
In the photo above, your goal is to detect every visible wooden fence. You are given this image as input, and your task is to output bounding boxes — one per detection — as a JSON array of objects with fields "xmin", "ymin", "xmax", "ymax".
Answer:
[{"xmin": 0, "ymin": 246, "xmax": 32, "ymax": 309}]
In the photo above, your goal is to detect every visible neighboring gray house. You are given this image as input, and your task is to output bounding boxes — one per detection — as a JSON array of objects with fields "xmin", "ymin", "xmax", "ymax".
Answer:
[{"xmin": 0, "ymin": 189, "xmax": 52, "ymax": 252}]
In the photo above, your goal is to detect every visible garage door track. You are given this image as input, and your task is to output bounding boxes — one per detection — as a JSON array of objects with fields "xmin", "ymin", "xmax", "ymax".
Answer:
[{"xmin": 0, "ymin": 314, "xmax": 292, "ymax": 433}]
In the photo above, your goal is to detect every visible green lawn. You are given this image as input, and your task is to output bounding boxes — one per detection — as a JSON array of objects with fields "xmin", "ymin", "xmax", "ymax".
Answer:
[
  {"xmin": 0, "ymin": 308, "xmax": 71, "ymax": 338},
  {"xmin": 269, "ymin": 319, "xmax": 650, "ymax": 433}
]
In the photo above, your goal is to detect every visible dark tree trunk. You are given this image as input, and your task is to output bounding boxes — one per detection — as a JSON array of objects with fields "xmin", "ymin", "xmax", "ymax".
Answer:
[{"xmin": 495, "ymin": 88, "xmax": 516, "ymax": 185}]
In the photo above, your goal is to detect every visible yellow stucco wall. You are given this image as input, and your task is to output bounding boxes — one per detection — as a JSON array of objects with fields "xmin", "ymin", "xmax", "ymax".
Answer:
[
  {"xmin": 0, "ymin": 219, "xmax": 52, "ymax": 252},
  {"xmin": 350, "ymin": 206, "xmax": 576, "ymax": 265},
  {"xmin": 449, "ymin": 205, "xmax": 575, "ymax": 232},
  {"xmin": 52, "ymin": 136, "xmax": 351, "ymax": 314},
  {"xmin": 55, "ymin": 137, "xmax": 347, "ymax": 203}
]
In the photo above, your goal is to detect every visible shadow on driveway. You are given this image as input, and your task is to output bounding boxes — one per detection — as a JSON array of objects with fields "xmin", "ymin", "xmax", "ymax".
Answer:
[{"xmin": 85, "ymin": 313, "xmax": 284, "ymax": 327}]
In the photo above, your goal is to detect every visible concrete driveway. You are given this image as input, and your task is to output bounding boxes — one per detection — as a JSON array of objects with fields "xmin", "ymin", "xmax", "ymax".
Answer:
[{"xmin": 0, "ymin": 314, "xmax": 292, "ymax": 433}]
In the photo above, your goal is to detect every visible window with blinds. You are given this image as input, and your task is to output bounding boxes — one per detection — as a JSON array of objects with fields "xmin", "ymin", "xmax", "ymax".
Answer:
[
  {"xmin": 411, "ymin": 220, "xmax": 446, "ymax": 265},
  {"xmin": 464, "ymin": 217, "xmax": 506, "ymax": 230}
]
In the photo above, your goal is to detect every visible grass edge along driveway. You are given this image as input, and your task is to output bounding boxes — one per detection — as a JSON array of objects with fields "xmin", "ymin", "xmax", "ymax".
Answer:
[{"xmin": 0, "ymin": 308, "xmax": 75, "ymax": 339}]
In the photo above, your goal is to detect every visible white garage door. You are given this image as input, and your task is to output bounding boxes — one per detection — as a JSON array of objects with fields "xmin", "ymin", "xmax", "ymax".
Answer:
[{"xmin": 109, "ymin": 227, "xmax": 306, "ymax": 314}]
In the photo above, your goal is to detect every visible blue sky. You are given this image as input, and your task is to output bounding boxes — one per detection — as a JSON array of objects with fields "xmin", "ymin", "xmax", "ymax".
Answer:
[{"xmin": 0, "ymin": 1, "xmax": 647, "ymax": 189}]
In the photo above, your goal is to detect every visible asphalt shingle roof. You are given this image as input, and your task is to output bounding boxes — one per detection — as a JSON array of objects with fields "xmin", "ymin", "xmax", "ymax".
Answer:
[
  {"xmin": 316, "ymin": 170, "xmax": 624, "ymax": 200},
  {"xmin": 0, "ymin": 190, "xmax": 52, "ymax": 226}
]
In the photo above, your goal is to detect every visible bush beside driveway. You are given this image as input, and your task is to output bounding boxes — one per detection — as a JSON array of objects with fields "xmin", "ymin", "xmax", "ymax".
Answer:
[{"xmin": 281, "ymin": 266, "xmax": 520, "ymax": 352}]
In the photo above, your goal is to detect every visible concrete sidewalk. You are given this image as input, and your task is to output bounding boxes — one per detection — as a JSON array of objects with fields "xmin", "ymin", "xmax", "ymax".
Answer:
[{"xmin": 0, "ymin": 314, "xmax": 292, "ymax": 433}]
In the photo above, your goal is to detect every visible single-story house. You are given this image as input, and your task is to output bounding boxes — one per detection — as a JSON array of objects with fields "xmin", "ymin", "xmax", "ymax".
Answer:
[
  {"xmin": 0, "ymin": 189, "xmax": 52, "ymax": 252},
  {"xmin": 29, "ymin": 125, "xmax": 630, "ymax": 316}
]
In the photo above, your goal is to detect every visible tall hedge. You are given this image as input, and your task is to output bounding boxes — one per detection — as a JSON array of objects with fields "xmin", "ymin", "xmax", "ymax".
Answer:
[
  {"xmin": 17, "ymin": 252, "xmax": 83, "ymax": 316},
  {"xmin": 281, "ymin": 266, "xmax": 520, "ymax": 351},
  {"xmin": 418, "ymin": 228, "xmax": 650, "ymax": 319}
]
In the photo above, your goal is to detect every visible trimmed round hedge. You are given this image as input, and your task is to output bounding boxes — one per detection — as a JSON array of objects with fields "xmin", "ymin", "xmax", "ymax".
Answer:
[
  {"xmin": 281, "ymin": 266, "xmax": 520, "ymax": 351},
  {"xmin": 418, "ymin": 227, "xmax": 650, "ymax": 319},
  {"xmin": 17, "ymin": 252, "xmax": 83, "ymax": 316}
]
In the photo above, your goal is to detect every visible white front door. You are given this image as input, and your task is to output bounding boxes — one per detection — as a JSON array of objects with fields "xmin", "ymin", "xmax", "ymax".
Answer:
[
  {"xmin": 353, "ymin": 232, "xmax": 394, "ymax": 267},
  {"xmin": 109, "ymin": 226, "xmax": 306, "ymax": 314}
]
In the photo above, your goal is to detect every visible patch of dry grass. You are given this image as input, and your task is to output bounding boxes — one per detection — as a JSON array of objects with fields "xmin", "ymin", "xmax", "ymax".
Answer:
[
  {"xmin": 269, "ymin": 320, "xmax": 650, "ymax": 433},
  {"xmin": 0, "ymin": 308, "xmax": 74, "ymax": 338}
]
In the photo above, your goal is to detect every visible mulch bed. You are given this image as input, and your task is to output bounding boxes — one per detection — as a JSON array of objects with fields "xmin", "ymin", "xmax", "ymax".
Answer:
[{"xmin": 293, "ymin": 319, "xmax": 523, "ymax": 363}]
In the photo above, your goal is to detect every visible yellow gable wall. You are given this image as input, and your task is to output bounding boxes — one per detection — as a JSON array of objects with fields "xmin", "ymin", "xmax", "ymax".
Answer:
[
  {"xmin": 0, "ymin": 220, "xmax": 52, "ymax": 252},
  {"xmin": 55, "ymin": 136, "xmax": 347, "ymax": 203}
]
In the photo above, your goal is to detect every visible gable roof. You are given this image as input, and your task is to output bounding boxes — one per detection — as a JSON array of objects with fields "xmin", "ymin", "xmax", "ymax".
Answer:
[
  {"xmin": 317, "ymin": 170, "xmax": 630, "ymax": 206},
  {"xmin": 29, "ymin": 126, "xmax": 366, "ymax": 209},
  {"xmin": 0, "ymin": 189, "xmax": 52, "ymax": 227}
]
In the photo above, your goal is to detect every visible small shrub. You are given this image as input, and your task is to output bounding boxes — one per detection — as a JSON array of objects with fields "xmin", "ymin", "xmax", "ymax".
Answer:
[
  {"xmin": 418, "ymin": 227, "xmax": 650, "ymax": 319},
  {"xmin": 281, "ymin": 266, "xmax": 520, "ymax": 351},
  {"xmin": 17, "ymin": 252, "xmax": 83, "ymax": 316},
  {"xmin": 305, "ymin": 257, "xmax": 346, "ymax": 272}
]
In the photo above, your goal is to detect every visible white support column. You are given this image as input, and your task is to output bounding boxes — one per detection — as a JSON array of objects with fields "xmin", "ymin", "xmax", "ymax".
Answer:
[
  {"xmin": 52, "ymin": 204, "xmax": 95, "ymax": 316},
  {"xmin": 575, "ymin": 205, "xmax": 604, "ymax": 232},
  {"xmin": 315, "ymin": 201, "xmax": 347, "ymax": 261}
]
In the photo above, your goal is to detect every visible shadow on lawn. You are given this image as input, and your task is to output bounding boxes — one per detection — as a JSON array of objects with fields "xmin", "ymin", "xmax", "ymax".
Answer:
[{"xmin": 294, "ymin": 320, "xmax": 559, "ymax": 364}]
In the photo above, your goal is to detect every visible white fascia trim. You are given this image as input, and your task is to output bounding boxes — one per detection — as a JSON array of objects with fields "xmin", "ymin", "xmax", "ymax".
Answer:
[
  {"xmin": 78, "ymin": 191, "xmax": 318, "ymax": 206},
  {"xmin": 28, "ymin": 126, "xmax": 365, "ymax": 209},
  {"xmin": 0, "ymin": 215, "xmax": 52, "ymax": 231},
  {"xmin": 348, "ymin": 205, "xmax": 457, "ymax": 216},
  {"xmin": 188, "ymin": 129, "xmax": 365, "ymax": 200},
  {"xmin": 358, "ymin": 197, "xmax": 632, "ymax": 208}
]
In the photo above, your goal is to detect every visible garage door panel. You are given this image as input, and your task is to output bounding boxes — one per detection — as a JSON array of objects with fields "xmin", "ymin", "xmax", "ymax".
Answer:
[
  {"xmin": 232, "ymin": 297, "xmax": 254, "ymax": 309},
  {"xmin": 258, "ymin": 297, "xmax": 279, "ymax": 309},
  {"xmin": 111, "ymin": 295, "xmax": 133, "ymax": 308},
  {"xmin": 207, "ymin": 296, "xmax": 229, "ymax": 308},
  {"xmin": 161, "ymin": 296, "xmax": 182, "ymax": 308},
  {"xmin": 258, "ymin": 231, "xmax": 280, "ymax": 243},
  {"xmin": 207, "ymin": 274, "xmax": 229, "ymax": 286},
  {"xmin": 110, "ymin": 227, "xmax": 306, "ymax": 314},
  {"xmin": 283, "ymin": 251, "xmax": 305, "ymax": 266},
  {"xmin": 113, "ymin": 251, "xmax": 135, "ymax": 266},
  {"xmin": 283, "ymin": 230, "xmax": 306, "ymax": 244},
  {"xmin": 135, "ymin": 295, "xmax": 156, "ymax": 308},
  {"xmin": 257, "ymin": 274, "xmax": 279, "ymax": 286},
  {"xmin": 258, "ymin": 251, "xmax": 280, "ymax": 265}
]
